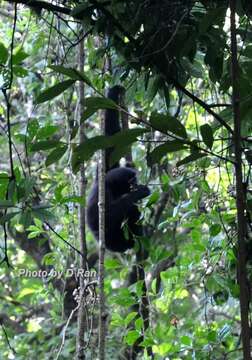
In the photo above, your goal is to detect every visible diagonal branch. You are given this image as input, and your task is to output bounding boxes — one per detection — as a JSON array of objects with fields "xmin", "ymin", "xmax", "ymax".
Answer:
[{"xmin": 2, "ymin": 0, "xmax": 71, "ymax": 15}]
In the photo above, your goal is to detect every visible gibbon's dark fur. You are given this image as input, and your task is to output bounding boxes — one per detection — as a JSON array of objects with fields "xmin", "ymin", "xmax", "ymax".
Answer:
[{"xmin": 87, "ymin": 86, "xmax": 150, "ymax": 252}]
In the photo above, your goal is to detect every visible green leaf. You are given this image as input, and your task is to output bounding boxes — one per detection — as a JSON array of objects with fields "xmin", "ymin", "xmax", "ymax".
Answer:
[
  {"xmin": 36, "ymin": 125, "xmax": 59, "ymax": 139},
  {"xmin": 49, "ymin": 65, "xmax": 92, "ymax": 85},
  {"xmin": 135, "ymin": 317, "xmax": 143, "ymax": 331},
  {"xmin": 177, "ymin": 152, "xmax": 207, "ymax": 166},
  {"xmin": 60, "ymin": 195, "xmax": 85, "ymax": 205},
  {"xmin": 200, "ymin": 124, "xmax": 214, "ymax": 149},
  {"xmin": 124, "ymin": 312, "xmax": 138, "ymax": 327},
  {"xmin": 113, "ymin": 288, "xmax": 136, "ymax": 307},
  {"xmin": 81, "ymin": 96, "xmax": 118, "ymax": 121},
  {"xmin": 180, "ymin": 335, "xmax": 192, "ymax": 346},
  {"xmin": 31, "ymin": 140, "xmax": 63, "ymax": 151},
  {"xmin": 72, "ymin": 128, "xmax": 147, "ymax": 173},
  {"xmin": 124, "ymin": 330, "xmax": 140, "ymax": 346},
  {"xmin": 146, "ymin": 191, "xmax": 159, "ymax": 206},
  {"xmin": 13, "ymin": 65, "xmax": 28, "ymax": 77},
  {"xmin": 0, "ymin": 42, "xmax": 8, "ymax": 64},
  {"xmin": 32, "ymin": 208, "xmax": 54, "ymax": 222},
  {"xmin": 112, "ymin": 128, "xmax": 147, "ymax": 146},
  {"xmin": 149, "ymin": 141, "xmax": 187, "ymax": 164},
  {"xmin": 17, "ymin": 288, "xmax": 37, "ymax": 300},
  {"xmin": 109, "ymin": 145, "xmax": 131, "ymax": 168},
  {"xmin": 19, "ymin": 210, "xmax": 32, "ymax": 227},
  {"xmin": 210, "ymin": 224, "xmax": 221, "ymax": 236},
  {"xmin": 191, "ymin": 229, "xmax": 201, "ymax": 242},
  {"xmin": 150, "ymin": 112, "xmax": 187, "ymax": 139},
  {"xmin": 104, "ymin": 258, "xmax": 121, "ymax": 270},
  {"xmin": 42, "ymin": 252, "xmax": 57, "ymax": 266},
  {"xmin": 0, "ymin": 211, "xmax": 19, "ymax": 225},
  {"xmin": 45, "ymin": 145, "xmax": 68, "ymax": 166},
  {"xmin": 73, "ymin": 135, "xmax": 109, "ymax": 160},
  {"xmin": 36, "ymin": 80, "xmax": 75, "ymax": 103},
  {"xmin": 244, "ymin": 45, "xmax": 252, "ymax": 58},
  {"xmin": 181, "ymin": 57, "xmax": 204, "ymax": 78},
  {"xmin": 12, "ymin": 49, "xmax": 29, "ymax": 65}
]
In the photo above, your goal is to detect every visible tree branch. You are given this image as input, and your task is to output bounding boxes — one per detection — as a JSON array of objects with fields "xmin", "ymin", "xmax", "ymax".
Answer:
[{"xmin": 2, "ymin": 0, "xmax": 71, "ymax": 15}]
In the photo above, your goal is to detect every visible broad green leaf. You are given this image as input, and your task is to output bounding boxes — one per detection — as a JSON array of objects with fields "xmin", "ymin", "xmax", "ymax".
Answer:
[
  {"xmin": 72, "ymin": 128, "xmax": 147, "ymax": 173},
  {"xmin": 113, "ymin": 288, "xmax": 136, "ymax": 307},
  {"xmin": 146, "ymin": 191, "xmax": 159, "ymax": 206},
  {"xmin": 31, "ymin": 140, "xmax": 63, "ymax": 151},
  {"xmin": 28, "ymin": 231, "xmax": 43, "ymax": 239},
  {"xmin": 111, "ymin": 313, "xmax": 124, "ymax": 327},
  {"xmin": 210, "ymin": 224, "xmax": 221, "ymax": 236},
  {"xmin": 45, "ymin": 145, "xmax": 68, "ymax": 166},
  {"xmin": 105, "ymin": 258, "xmax": 121, "ymax": 270},
  {"xmin": 19, "ymin": 210, "xmax": 32, "ymax": 227},
  {"xmin": 124, "ymin": 330, "xmax": 140, "ymax": 346},
  {"xmin": 177, "ymin": 152, "xmax": 207, "ymax": 166},
  {"xmin": 50, "ymin": 65, "xmax": 92, "ymax": 85},
  {"xmin": 81, "ymin": 96, "xmax": 118, "ymax": 121},
  {"xmin": 0, "ymin": 42, "xmax": 8, "ymax": 64},
  {"xmin": 181, "ymin": 57, "xmax": 204, "ymax": 78},
  {"xmin": 73, "ymin": 135, "xmax": 109, "ymax": 161},
  {"xmin": 12, "ymin": 49, "xmax": 29, "ymax": 64},
  {"xmin": 36, "ymin": 125, "xmax": 59, "ymax": 139},
  {"xmin": 207, "ymin": 331, "xmax": 217, "ymax": 342},
  {"xmin": 135, "ymin": 317, "xmax": 143, "ymax": 331},
  {"xmin": 150, "ymin": 112, "xmax": 187, "ymax": 139},
  {"xmin": 32, "ymin": 208, "xmax": 54, "ymax": 222},
  {"xmin": 147, "ymin": 76, "xmax": 162, "ymax": 101},
  {"xmin": 112, "ymin": 128, "xmax": 147, "ymax": 147},
  {"xmin": 200, "ymin": 124, "xmax": 214, "ymax": 149},
  {"xmin": 180, "ymin": 335, "xmax": 192, "ymax": 346},
  {"xmin": 124, "ymin": 312, "xmax": 138, "ymax": 327},
  {"xmin": 17, "ymin": 288, "xmax": 37, "ymax": 300},
  {"xmin": 244, "ymin": 45, "xmax": 252, "ymax": 58},
  {"xmin": 149, "ymin": 141, "xmax": 187, "ymax": 164},
  {"xmin": 42, "ymin": 252, "xmax": 57, "ymax": 266},
  {"xmin": 36, "ymin": 80, "xmax": 75, "ymax": 103},
  {"xmin": 109, "ymin": 145, "xmax": 131, "ymax": 168},
  {"xmin": 13, "ymin": 65, "xmax": 28, "ymax": 77}
]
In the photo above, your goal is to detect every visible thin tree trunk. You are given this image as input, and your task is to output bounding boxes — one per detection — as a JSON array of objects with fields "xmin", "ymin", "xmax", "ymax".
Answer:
[
  {"xmin": 230, "ymin": 1, "xmax": 251, "ymax": 358},
  {"xmin": 75, "ymin": 27, "xmax": 88, "ymax": 360},
  {"xmin": 98, "ymin": 111, "xmax": 106, "ymax": 359}
]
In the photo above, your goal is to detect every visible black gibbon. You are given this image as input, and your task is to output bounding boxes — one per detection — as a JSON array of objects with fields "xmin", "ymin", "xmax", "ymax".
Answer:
[{"xmin": 87, "ymin": 86, "xmax": 150, "ymax": 252}]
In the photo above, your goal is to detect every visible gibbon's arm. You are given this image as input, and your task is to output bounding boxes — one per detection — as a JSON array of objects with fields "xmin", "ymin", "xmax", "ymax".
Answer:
[{"xmin": 109, "ymin": 185, "xmax": 150, "ymax": 215}]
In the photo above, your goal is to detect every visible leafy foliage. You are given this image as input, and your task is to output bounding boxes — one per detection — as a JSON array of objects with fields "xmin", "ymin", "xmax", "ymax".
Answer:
[{"xmin": 0, "ymin": 1, "xmax": 251, "ymax": 359}]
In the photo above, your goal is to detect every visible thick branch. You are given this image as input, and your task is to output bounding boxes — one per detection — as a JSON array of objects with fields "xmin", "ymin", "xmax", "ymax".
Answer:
[
  {"xmin": 171, "ymin": 79, "xmax": 234, "ymax": 134},
  {"xmin": 2, "ymin": 0, "xmax": 71, "ymax": 15},
  {"xmin": 230, "ymin": 0, "xmax": 251, "ymax": 358}
]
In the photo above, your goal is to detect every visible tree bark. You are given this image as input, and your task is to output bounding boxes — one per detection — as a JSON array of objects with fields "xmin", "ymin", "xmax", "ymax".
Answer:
[
  {"xmin": 75, "ymin": 27, "xmax": 88, "ymax": 360},
  {"xmin": 230, "ymin": 1, "xmax": 251, "ymax": 358},
  {"xmin": 98, "ymin": 110, "xmax": 106, "ymax": 360}
]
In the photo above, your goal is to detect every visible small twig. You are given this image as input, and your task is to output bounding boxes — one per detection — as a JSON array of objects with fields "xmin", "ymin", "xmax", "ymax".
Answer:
[
  {"xmin": 1, "ymin": 324, "xmax": 16, "ymax": 355},
  {"xmin": 45, "ymin": 221, "xmax": 83, "ymax": 258},
  {"xmin": 55, "ymin": 304, "xmax": 79, "ymax": 360}
]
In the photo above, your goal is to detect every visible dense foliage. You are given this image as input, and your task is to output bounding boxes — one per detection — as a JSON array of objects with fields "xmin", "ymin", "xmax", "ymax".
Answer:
[{"xmin": 0, "ymin": 0, "xmax": 251, "ymax": 359}]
